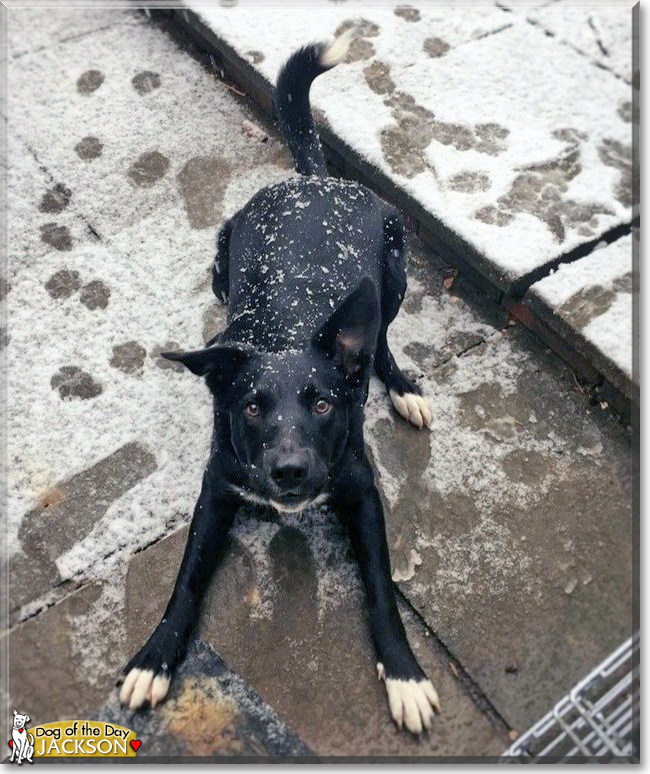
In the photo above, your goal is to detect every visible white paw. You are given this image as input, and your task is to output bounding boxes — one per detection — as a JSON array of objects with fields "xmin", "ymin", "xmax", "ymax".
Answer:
[
  {"xmin": 119, "ymin": 668, "xmax": 170, "ymax": 710},
  {"xmin": 378, "ymin": 664, "xmax": 440, "ymax": 734},
  {"xmin": 389, "ymin": 389, "xmax": 432, "ymax": 430}
]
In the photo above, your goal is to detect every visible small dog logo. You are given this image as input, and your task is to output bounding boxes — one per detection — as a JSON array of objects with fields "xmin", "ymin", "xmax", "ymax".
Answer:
[{"xmin": 9, "ymin": 711, "xmax": 34, "ymax": 764}]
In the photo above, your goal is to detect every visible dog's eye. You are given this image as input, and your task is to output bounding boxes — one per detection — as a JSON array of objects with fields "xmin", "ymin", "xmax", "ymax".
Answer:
[
  {"xmin": 244, "ymin": 402, "xmax": 260, "ymax": 418},
  {"xmin": 314, "ymin": 398, "xmax": 331, "ymax": 414}
]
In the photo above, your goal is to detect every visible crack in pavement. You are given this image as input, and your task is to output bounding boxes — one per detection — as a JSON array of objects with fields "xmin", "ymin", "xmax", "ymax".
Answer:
[
  {"xmin": 425, "ymin": 329, "xmax": 504, "ymax": 376},
  {"xmin": 588, "ymin": 16, "xmax": 609, "ymax": 58},
  {"xmin": 6, "ymin": 578, "xmax": 88, "ymax": 632},
  {"xmin": 18, "ymin": 135, "xmax": 105, "ymax": 244},
  {"xmin": 395, "ymin": 587, "xmax": 513, "ymax": 735},
  {"xmin": 524, "ymin": 16, "xmax": 631, "ymax": 86},
  {"xmin": 509, "ymin": 219, "xmax": 636, "ymax": 300}
]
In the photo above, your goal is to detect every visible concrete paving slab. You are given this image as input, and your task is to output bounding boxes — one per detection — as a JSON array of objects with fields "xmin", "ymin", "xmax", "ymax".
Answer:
[
  {"xmin": 5, "ymin": 582, "xmax": 127, "ymax": 749},
  {"xmin": 6, "ymin": 205, "xmax": 218, "ymax": 598},
  {"xmin": 125, "ymin": 519, "xmax": 509, "ymax": 757},
  {"xmin": 6, "ymin": 8, "xmax": 292, "ymax": 604},
  {"xmin": 10, "ymin": 442, "xmax": 157, "ymax": 616},
  {"xmin": 182, "ymin": 5, "xmax": 633, "ymax": 291},
  {"xmin": 4, "ymin": 580, "xmax": 309, "ymax": 760},
  {"xmin": 527, "ymin": 7, "xmax": 634, "ymax": 84},
  {"xmin": 364, "ymin": 324, "xmax": 633, "ymax": 732},
  {"xmin": 8, "ymin": 11, "xmax": 293, "ymax": 241},
  {"xmin": 527, "ymin": 232, "xmax": 635, "ymax": 400},
  {"xmin": 97, "ymin": 641, "xmax": 312, "ymax": 758}
]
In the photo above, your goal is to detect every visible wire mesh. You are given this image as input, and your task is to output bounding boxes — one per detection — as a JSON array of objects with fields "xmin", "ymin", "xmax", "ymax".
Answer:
[{"xmin": 502, "ymin": 634, "xmax": 639, "ymax": 760}]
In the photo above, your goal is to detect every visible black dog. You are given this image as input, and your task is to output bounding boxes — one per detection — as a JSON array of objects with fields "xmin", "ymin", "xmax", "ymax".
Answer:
[{"xmin": 120, "ymin": 31, "xmax": 438, "ymax": 735}]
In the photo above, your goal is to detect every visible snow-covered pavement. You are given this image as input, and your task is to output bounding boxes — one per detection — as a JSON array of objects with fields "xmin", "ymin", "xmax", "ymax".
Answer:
[
  {"xmin": 179, "ymin": 2, "xmax": 636, "ymax": 409},
  {"xmin": 4, "ymin": 6, "xmax": 635, "ymax": 760}
]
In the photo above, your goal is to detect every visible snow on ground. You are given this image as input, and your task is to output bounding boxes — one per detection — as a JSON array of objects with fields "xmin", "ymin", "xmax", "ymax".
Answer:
[
  {"xmin": 527, "ymin": 7, "xmax": 634, "ymax": 84},
  {"xmin": 528, "ymin": 233, "xmax": 634, "ymax": 381},
  {"xmin": 187, "ymin": 4, "xmax": 633, "ymax": 286},
  {"xmin": 6, "ymin": 6, "xmax": 139, "ymax": 59},
  {"xmin": 6, "ymin": 9, "xmax": 292, "ymax": 582},
  {"xmin": 3, "ymin": 7, "xmax": 382, "ymax": 634},
  {"xmin": 367, "ymin": 330, "xmax": 573, "ymax": 519},
  {"xmin": 7, "ymin": 19, "xmax": 291, "ymax": 240}
]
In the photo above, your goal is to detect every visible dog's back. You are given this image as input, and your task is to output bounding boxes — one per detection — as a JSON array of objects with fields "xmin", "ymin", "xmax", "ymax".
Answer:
[
  {"xmin": 218, "ymin": 36, "xmax": 390, "ymax": 353},
  {"xmin": 225, "ymin": 176, "xmax": 385, "ymax": 352}
]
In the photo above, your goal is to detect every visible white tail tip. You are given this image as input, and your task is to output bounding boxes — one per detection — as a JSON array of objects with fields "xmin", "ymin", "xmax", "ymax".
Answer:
[{"xmin": 320, "ymin": 28, "xmax": 355, "ymax": 68}]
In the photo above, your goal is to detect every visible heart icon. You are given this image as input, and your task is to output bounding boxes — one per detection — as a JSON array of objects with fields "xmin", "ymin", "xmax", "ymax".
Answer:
[
  {"xmin": 8, "ymin": 740, "xmax": 13, "ymax": 748},
  {"xmin": 18, "ymin": 729, "xmax": 24, "ymax": 734},
  {"xmin": 130, "ymin": 740, "xmax": 142, "ymax": 752}
]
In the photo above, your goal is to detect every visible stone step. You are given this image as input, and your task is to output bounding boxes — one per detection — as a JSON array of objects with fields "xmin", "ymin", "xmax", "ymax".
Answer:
[
  {"xmin": 527, "ymin": 231, "xmax": 636, "ymax": 402},
  {"xmin": 164, "ymin": 4, "xmax": 636, "ymax": 418}
]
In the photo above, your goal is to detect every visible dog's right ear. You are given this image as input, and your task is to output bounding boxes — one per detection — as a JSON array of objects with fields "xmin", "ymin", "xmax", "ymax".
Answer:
[
  {"xmin": 161, "ymin": 344, "xmax": 253, "ymax": 380},
  {"xmin": 13, "ymin": 710, "xmax": 17, "ymax": 716},
  {"xmin": 312, "ymin": 278, "xmax": 380, "ymax": 379}
]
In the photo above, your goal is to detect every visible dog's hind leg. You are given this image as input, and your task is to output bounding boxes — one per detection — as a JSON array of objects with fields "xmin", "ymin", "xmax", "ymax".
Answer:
[
  {"xmin": 375, "ymin": 214, "xmax": 432, "ymax": 430},
  {"xmin": 212, "ymin": 218, "xmax": 233, "ymax": 304}
]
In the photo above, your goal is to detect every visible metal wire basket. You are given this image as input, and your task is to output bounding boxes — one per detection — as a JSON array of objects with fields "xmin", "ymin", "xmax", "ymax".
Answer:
[{"xmin": 502, "ymin": 634, "xmax": 639, "ymax": 760}]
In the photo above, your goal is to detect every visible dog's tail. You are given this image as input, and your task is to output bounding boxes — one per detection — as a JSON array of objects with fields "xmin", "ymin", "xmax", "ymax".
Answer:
[{"xmin": 275, "ymin": 30, "xmax": 354, "ymax": 177}]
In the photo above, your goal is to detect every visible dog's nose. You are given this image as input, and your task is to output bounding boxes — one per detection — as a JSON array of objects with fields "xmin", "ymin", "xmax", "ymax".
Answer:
[{"xmin": 270, "ymin": 454, "xmax": 309, "ymax": 490}]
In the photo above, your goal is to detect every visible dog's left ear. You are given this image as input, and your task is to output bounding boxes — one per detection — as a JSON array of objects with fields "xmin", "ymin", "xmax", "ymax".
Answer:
[
  {"xmin": 161, "ymin": 344, "xmax": 253, "ymax": 381},
  {"xmin": 312, "ymin": 278, "xmax": 380, "ymax": 378},
  {"xmin": 24, "ymin": 716, "xmax": 30, "ymax": 723}
]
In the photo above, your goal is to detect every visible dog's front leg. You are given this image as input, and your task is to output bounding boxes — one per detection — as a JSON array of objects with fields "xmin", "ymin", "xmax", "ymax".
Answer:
[
  {"xmin": 119, "ymin": 470, "xmax": 239, "ymax": 710},
  {"xmin": 333, "ymin": 481, "xmax": 440, "ymax": 734}
]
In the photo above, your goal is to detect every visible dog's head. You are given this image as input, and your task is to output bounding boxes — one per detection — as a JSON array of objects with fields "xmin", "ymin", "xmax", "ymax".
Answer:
[
  {"xmin": 13, "ymin": 711, "xmax": 30, "ymax": 729},
  {"xmin": 164, "ymin": 279, "xmax": 379, "ymax": 512}
]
